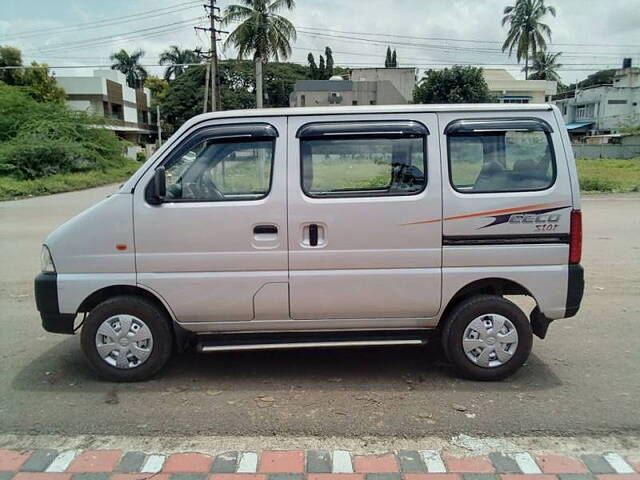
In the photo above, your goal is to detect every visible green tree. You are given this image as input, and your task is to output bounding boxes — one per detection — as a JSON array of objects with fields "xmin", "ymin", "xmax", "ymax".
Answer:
[
  {"xmin": 144, "ymin": 76, "xmax": 170, "ymax": 105},
  {"xmin": 385, "ymin": 46, "xmax": 392, "ymax": 68},
  {"xmin": 0, "ymin": 83, "xmax": 125, "ymax": 179},
  {"xmin": 501, "ymin": 0, "xmax": 556, "ymax": 79},
  {"xmin": 318, "ymin": 55, "xmax": 326, "ymax": 80},
  {"xmin": 161, "ymin": 59, "xmax": 309, "ymax": 128},
  {"xmin": 222, "ymin": 0, "xmax": 297, "ymax": 108},
  {"xmin": 528, "ymin": 51, "xmax": 561, "ymax": 81},
  {"xmin": 264, "ymin": 61, "xmax": 309, "ymax": 106},
  {"xmin": 564, "ymin": 68, "xmax": 617, "ymax": 92},
  {"xmin": 110, "ymin": 48, "xmax": 147, "ymax": 88},
  {"xmin": 307, "ymin": 53, "xmax": 318, "ymax": 79},
  {"xmin": 391, "ymin": 49, "xmax": 397, "ymax": 67},
  {"xmin": 0, "ymin": 46, "xmax": 23, "ymax": 85},
  {"xmin": 159, "ymin": 45, "xmax": 201, "ymax": 80},
  {"xmin": 413, "ymin": 66, "xmax": 492, "ymax": 104},
  {"xmin": 22, "ymin": 62, "xmax": 66, "ymax": 103},
  {"xmin": 325, "ymin": 46, "xmax": 334, "ymax": 78}
]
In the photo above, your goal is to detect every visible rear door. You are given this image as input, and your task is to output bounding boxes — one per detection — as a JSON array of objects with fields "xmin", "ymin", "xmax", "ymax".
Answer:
[
  {"xmin": 287, "ymin": 113, "xmax": 442, "ymax": 321},
  {"xmin": 439, "ymin": 111, "xmax": 573, "ymax": 272}
]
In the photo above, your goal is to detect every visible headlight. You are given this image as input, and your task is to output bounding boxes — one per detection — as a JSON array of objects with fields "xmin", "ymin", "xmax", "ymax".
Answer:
[{"xmin": 40, "ymin": 245, "xmax": 56, "ymax": 273}]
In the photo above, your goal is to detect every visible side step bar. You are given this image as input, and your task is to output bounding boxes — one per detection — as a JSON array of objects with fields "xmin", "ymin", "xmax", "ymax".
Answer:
[{"xmin": 195, "ymin": 330, "xmax": 429, "ymax": 353}]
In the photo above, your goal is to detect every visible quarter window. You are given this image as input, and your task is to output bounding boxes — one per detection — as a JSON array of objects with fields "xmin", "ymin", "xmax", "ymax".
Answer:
[
  {"xmin": 449, "ymin": 129, "xmax": 555, "ymax": 193},
  {"xmin": 163, "ymin": 138, "xmax": 274, "ymax": 201},
  {"xmin": 301, "ymin": 135, "xmax": 426, "ymax": 197}
]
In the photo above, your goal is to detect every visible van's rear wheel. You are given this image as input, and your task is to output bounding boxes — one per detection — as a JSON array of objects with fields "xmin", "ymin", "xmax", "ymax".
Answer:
[
  {"xmin": 442, "ymin": 295, "xmax": 532, "ymax": 381},
  {"xmin": 80, "ymin": 295, "xmax": 173, "ymax": 382}
]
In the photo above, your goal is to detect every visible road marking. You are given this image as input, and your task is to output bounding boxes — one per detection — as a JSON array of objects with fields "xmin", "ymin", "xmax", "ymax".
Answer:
[
  {"xmin": 603, "ymin": 453, "xmax": 635, "ymax": 474},
  {"xmin": 512, "ymin": 452, "xmax": 542, "ymax": 474},
  {"xmin": 332, "ymin": 450, "xmax": 353, "ymax": 473},
  {"xmin": 237, "ymin": 452, "xmax": 258, "ymax": 473},
  {"xmin": 141, "ymin": 455, "xmax": 165, "ymax": 473},
  {"xmin": 419, "ymin": 450, "xmax": 446, "ymax": 473},
  {"xmin": 45, "ymin": 450, "xmax": 79, "ymax": 472}
]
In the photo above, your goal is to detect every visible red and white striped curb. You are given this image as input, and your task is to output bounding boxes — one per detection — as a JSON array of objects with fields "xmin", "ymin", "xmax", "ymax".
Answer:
[{"xmin": 1, "ymin": 448, "xmax": 639, "ymax": 478}]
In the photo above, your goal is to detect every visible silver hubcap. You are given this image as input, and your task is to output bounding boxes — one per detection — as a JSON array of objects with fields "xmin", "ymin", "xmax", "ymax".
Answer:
[
  {"xmin": 95, "ymin": 315, "xmax": 153, "ymax": 369},
  {"xmin": 462, "ymin": 313, "xmax": 519, "ymax": 368}
]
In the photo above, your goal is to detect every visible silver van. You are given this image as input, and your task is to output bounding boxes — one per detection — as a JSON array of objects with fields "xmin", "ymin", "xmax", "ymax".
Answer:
[{"xmin": 35, "ymin": 104, "xmax": 584, "ymax": 382}]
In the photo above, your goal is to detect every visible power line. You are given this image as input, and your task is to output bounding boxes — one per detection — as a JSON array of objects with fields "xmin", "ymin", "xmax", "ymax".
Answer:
[
  {"xmin": 0, "ymin": 61, "xmax": 623, "ymax": 73},
  {"xmin": 1, "ymin": 0, "xmax": 202, "ymax": 40},
  {"xmin": 24, "ymin": 18, "xmax": 205, "ymax": 54},
  {"xmin": 292, "ymin": 45, "xmax": 623, "ymax": 67},
  {"xmin": 296, "ymin": 29, "xmax": 640, "ymax": 59},
  {"xmin": 297, "ymin": 25, "xmax": 640, "ymax": 49}
]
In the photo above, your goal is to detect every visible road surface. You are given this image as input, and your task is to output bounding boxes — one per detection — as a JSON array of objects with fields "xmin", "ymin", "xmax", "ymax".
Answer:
[{"xmin": 0, "ymin": 186, "xmax": 638, "ymax": 438}]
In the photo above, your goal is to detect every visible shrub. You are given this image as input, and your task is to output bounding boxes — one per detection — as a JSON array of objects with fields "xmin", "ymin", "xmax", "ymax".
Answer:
[
  {"xmin": 579, "ymin": 176, "xmax": 618, "ymax": 192},
  {"xmin": 0, "ymin": 82, "xmax": 125, "ymax": 179},
  {"xmin": 136, "ymin": 150, "xmax": 147, "ymax": 162}
]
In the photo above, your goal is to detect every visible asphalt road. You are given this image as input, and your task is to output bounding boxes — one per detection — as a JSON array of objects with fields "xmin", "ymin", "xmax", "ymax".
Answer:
[{"xmin": 0, "ymin": 186, "xmax": 639, "ymax": 438}]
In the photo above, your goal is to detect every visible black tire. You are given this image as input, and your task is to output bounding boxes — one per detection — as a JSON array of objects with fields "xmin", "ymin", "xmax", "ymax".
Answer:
[
  {"xmin": 442, "ymin": 295, "xmax": 532, "ymax": 381},
  {"xmin": 80, "ymin": 295, "xmax": 173, "ymax": 382}
]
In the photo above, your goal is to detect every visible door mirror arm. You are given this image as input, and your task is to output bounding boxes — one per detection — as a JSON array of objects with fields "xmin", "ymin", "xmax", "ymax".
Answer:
[{"xmin": 149, "ymin": 166, "xmax": 166, "ymax": 205}]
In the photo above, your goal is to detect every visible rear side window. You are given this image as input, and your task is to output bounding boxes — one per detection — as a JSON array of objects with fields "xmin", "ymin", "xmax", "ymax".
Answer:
[
  {"xmin": 299, "ymin": 121, "xmax": 428, "ymax": 198},
  {"xmin": 448, "ymin": 122, "xmax": 556, "ymax": 193}
]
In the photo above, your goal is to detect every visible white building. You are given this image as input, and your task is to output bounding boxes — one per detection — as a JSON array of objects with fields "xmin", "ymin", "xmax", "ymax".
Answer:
[
  {"xmin": 483, "ymin": 69, "xmax": 557, "ymax": 104},
  {"xmin": 290, "ymin": 68, "xmax": 416, "ymax": 107},
  {"xmin": 554, "ymin": 61, "xmax": 640, "ymax": 136},
  {"xmin": 57, "ymin": 70, "xmax": 154, "ymax": 145}
]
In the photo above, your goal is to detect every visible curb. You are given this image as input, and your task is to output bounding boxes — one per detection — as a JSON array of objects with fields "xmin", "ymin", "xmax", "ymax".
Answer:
[{"xmin": 1, "ymin": 449, "xmax": 638, "ymax": 479}]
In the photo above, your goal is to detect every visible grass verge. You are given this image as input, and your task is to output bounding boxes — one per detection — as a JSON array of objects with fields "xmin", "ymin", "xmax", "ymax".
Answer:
[
  {"xmin": 0, "ymin": 159, "xmax": 140, "ymax": 201},
  {"xmin": 577, "ymin": 158, "xmax": 640, "ymax": 193},
  {"xmin": 1, "ymin": 157, "xmax": 638, "ymax": 200}
]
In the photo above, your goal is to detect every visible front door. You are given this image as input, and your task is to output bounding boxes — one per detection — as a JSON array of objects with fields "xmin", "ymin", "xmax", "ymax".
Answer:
[
  {"xmin": 287, "ymin": 113, "xmax": 442, "ymax": 321},
  {"xmin": 133, "ymin": 118, "xmax": 289, "ymax": 325}
]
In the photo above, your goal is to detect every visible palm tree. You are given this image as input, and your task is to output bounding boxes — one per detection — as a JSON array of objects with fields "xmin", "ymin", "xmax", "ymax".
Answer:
[
  {"xmin": 528, "ymin": 51, "xmax": 562, "ymax": 81},
  {"xmin": 501, "ymin": 0, "xmax": 556, "ymax": 79},
  {"xmin": 110, "ymin": 49, "xmax": 147, "ymax": 88},
  {"xmin": 222, "ymin": 0, "xmax": 297, "ymax": 108},
  {"xmin": 159, "ymin": 45, "xmax": 202, "ymax": 81}
]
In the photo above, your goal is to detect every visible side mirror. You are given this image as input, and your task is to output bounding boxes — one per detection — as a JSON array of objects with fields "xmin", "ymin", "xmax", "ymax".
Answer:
[{"xmin": 149, "ymin": 167, "xmax": 166, "ymax": 204}]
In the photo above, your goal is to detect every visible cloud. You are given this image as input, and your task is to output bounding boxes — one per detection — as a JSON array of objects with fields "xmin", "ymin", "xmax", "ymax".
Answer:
[{"xmin": 2, "ymin": 0, "xmax": 639, "ymax": 83}]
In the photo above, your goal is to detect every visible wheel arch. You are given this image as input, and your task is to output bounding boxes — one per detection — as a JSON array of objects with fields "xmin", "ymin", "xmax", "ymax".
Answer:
[
  {"xmin": 438, "ymin": 277, "xmax": 537, "ymax": 329},
  {"xmin": 77, "ymin": 284, "xmax": 192, "ymax": 351}
]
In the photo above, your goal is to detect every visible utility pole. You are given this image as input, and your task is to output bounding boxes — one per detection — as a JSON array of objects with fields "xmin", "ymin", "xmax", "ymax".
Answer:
[
  {"xmin": 196, "ymin": 0, "xmax": 226, "ymax": 112},
  {"xmin": 256, "ymin": 57, "xmax": 263, "ymax": 109},
  {"xmin": 202, "ymin": 61, "xmax": 210, "ymax": 113},
  {"xmin": 156, "ymin": 104, "xmax": 162, "ymax": 147}
]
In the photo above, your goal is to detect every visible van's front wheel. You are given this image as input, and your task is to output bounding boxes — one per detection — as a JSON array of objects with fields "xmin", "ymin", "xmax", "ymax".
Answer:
[
  {"xmin": 442, "ymin": 295, "xmax": 532, "ymax": 381},
  {"xmin": 80, "ymin": 295, "xmax": 173, "ymax": 382}
]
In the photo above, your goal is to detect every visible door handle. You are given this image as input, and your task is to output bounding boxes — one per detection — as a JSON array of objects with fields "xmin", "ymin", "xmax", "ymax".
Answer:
[
  {"xmin": 309, "ymin": 224, "xmax": 318, "ymax": 247},
  {"xmin": 302, "ymin": 223, "xmax": 325, "ymax": 247},
  {"xmin": 254, "ymin": 225, "xmax": 278, "ymax": 235}
]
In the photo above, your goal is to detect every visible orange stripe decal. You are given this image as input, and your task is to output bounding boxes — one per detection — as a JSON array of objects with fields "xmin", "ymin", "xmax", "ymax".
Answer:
[{"xmin": 402, "ymin": 201, "xmax": 567, "ymax": 226}]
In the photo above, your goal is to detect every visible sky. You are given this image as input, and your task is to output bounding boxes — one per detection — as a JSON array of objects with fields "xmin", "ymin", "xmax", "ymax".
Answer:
[{"xmin": 0, "ymin": 0, "xmax": 639, "ymax": 84}]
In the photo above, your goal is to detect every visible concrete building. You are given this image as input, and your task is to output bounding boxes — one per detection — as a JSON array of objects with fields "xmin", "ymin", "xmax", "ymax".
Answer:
[
  {"xmin": 290, "ymin": 68, "xmax": 415, "ymax": 107},
  {"xmin": 483, "ymin": 68, "xmax": 557, "ymax": 104},
  {"xmin": 56, "ymin": 70, "xmax": 154, "ymax": 145},
  {"xmin": 553, "ymin": 61, "xmax": 640, "ymax": 137}
]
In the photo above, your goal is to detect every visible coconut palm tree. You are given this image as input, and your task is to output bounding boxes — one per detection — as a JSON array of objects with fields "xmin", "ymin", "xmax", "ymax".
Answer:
[
  {"xmin": 110, "ymin": 49, "xmax": 147, "ymax": 88},
  {"xmin": 501, "ymin": 0, "xmax": 556, "ymax": 79},
  {"xmin": 159, "ymin": 45, "xmax": 202, "ymax": 81},
  {"xmin": 527, "ymin": 51, "xmax": 562, "ymax": 81},
  {"xmin": 222, "ymin": 0, "xmax": 297, "ymax": 108}
]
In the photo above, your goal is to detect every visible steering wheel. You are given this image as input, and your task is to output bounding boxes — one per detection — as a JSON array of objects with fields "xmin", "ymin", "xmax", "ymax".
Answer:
[{"xmin": 195, "ymin": 173, "xmax": 225, "ymax": 200}]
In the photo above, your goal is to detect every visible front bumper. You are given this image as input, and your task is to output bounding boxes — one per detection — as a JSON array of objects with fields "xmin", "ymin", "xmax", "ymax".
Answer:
[{"xmin": 34, "ymin": 273, "xmax": 76, "ymax": 334}]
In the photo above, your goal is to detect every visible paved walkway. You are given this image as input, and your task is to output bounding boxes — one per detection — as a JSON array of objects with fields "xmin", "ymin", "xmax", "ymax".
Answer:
[{"xmin": 1, "ymin": 448, "xmax": 639, "ymax": 480}]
